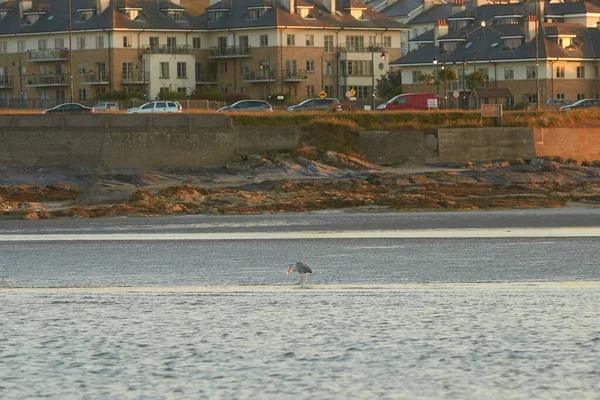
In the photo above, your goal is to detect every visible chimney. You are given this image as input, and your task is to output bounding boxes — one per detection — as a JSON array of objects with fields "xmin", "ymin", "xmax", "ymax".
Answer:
[
  {"xmin": 434, "ymin": 19, "xmax": 448, "ymax": 46},
  {"xmin": 424, "ymin": 0, "xmax": 435, "ymax": 11},
  {"xmin": 475, "ymin": 0, "xmax": 488, "ymax": 8},
  {"xmin": 525, "ymin": 13, "xmax": 537, "ymax": 42},
  {"xmin": 280, "ymin": 0, "xmax": 295, "ymax": 14},
  {"xmin": 180, "ymin": 0, "xmax": 209, "ymax": 15},
  {"xmin": 95, "ymin": 0, "xmax": 110, "ymax": 14},
  {"xmin": 452, "ymin": 0, "xmax": 465, "ymax": 15},
  {"xmin": 323, "ymin": 0, "xmax": 336, "ymax": 14},
  {"xmin": 18, "ymin": 0, "xmax": 32, "ymax": 18}
]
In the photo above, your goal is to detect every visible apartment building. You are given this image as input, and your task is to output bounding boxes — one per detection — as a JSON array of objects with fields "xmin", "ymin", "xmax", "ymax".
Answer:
[
  {"xmin": 389, "ymin": 0, "xmax": 600, "ymax": 107},
  {"xmin": 0, "ymin": 0, "xmax": 405, "ymax": 106}
]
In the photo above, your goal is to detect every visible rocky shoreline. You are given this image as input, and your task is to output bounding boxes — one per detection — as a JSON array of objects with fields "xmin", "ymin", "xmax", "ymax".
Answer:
[{"xmin": 1, "ymin": 152, "xmax": 600, "ymax": 220}]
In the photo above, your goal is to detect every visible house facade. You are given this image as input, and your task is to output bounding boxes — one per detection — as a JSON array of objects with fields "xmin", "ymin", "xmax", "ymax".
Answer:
[
  {"xmin": 389, "ymin": 0, "xmax": 600, "ymax": 108},
  {"xmin": 0, "ymin": 0, "xmax": 405, "ymax": 107}
]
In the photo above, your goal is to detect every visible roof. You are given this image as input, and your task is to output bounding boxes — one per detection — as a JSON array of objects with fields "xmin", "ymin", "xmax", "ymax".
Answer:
[
  {"xmin": 407, "ymin": 4, "xmax": 455, "ymax": 25},
  {"xmin": 472, "ymin": 87, "xmax": 512, "ymax": 98},
  {"xmin": 379, "ymin": 0, "xmax": 424, "ymax": 18}
]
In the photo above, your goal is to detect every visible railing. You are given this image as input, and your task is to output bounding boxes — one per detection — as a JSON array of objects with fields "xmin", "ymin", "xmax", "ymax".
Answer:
[
  {"xmin": 338, "ymin": 43, "xmax": 386, "ymax": 53},
  {"xmin": 0, "ymin": 75, "xmax": 13, "ymax": 87},
  {"xmin": 196, "ymin": 72, "xmax": 218, "ymax": 83},
  {"xmin": 208, "ymin": 45, "xmax": 252, "ymax": 58},
  {"xmin": 82, "ymin": 72, "xmax": 110, "ymax": 84},
  {"xmin": 142, "ymin": 45, "xmax": 191, "ymax": 54},
  {"xmin": 282, "ymin": 69, "xmax": 308, "ymax": 81},
  {"xmin": 243, "ymin": 70, "xmax": 276, "ymax": 82},
  {"xmin": 27, "ymin": 49, "xmax": 69, "ymax": 61},
  {"xmin": 121, "ymin": 71, "xmax": 149, "ymax": 83},
  {"xmin": 27, "ymin": 74, "xmax": 69, "ymax": 86}
]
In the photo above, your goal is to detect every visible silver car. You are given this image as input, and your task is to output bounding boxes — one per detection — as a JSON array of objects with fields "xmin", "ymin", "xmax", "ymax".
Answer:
[
  {"xmin": 127, "ymin": 101, "xmax": 182, "ymax": 113},
  {"xmin": 286, "ymin": 98, "xmax": 342, "ymax": 112},
  {"xmin": 217, "ymin": 100, "xmax": 273, "ymax": 112}
]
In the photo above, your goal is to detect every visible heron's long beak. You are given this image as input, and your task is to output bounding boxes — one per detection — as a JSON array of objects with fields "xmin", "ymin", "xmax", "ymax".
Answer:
[{"xmin": 286, "ymin": 267, "xmax": 292, "ymax": 275}]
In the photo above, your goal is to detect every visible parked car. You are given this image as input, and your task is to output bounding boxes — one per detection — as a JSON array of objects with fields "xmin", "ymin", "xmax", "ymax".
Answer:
[
  {"xmin": 42, "ymin": 103, "xmax": 94, "ymax": 114},
  {"xmin": 559, "ymin": 99, "xmax": 600, "ymax": 111},
  {"xmin": 93, "ymin": 101, "xmax": 119, "ymax": 111},
  {"xmin": 376, "ymin": 93, "xmax": 437, "ymax": 111},
  {"xmin": 217, "ymin": 100, "xmax": 273, "ymax": 112},
  {"xmin": 286, "ymin": 98, "xmax": 342, "ymax": 112},
  {"xmin": 127, "ymin": 101, "xmax": 182, "ymax": 113}
]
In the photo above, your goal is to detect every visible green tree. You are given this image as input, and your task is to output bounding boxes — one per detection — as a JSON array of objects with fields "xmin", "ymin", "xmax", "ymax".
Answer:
[
  {"xmin": 375, "ymin": 70, "xmax": 402, "ymax": 100},
  {"xmin": 418, "ymin": 72, "xmax": 434, "ymax": 86},
  {"xmin": 465, "ymin": 71, "xmax": 487, "ymax": 90},
  {"xmin": 437, "ymin": 67, "xmax": 458, "ymax": 84}
]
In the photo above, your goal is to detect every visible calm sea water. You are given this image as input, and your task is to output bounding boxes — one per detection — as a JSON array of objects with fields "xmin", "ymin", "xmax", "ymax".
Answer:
[{"xmin": 1, "ymin": 211, "xmax": 599, "ymax": 399}]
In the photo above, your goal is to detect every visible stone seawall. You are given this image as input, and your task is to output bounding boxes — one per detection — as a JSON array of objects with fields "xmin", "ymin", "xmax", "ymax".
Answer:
[{"xmin": 0, "ymin": 114, "xmax": 598, "ymax": 169}]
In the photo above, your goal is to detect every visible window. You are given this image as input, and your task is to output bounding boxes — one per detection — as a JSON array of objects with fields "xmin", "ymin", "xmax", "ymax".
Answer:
[
  {"xmin": 177, "ymin": 62, "xmax": 187, "ymax": 78},
  {"xmin": 412, "ymin": 70, "xmax": 421, "ymax": 83},
  {"xmin": 556, "ymin": 93, "xmax": 565, "ymax": 99},
  {"xmin": 577, "ymin": 66, "xmax": 585, "ymax": 78},
  {"xmin": 169, "ymin": 11, "xmax": 182, "ymax": 21},
  {"xmin": 77, "ymin": 37, "xmax": 86, "ymax": 50},
  {"xmin": 556, "ymin": 65, "xmax": 565, "ymax": 78},
  {"xmin": 306, "ymin": 60, "xmax": 314, "ymax": 72},
  {"xmin": 122, "ymin": 62, "xmax": 133, "ymax": 80},
  {"xmin": 56, "ymin": 90, "xmax": 65, "ymax": 102},
  {"xmin": 38, "ymin": 40, "xmax": 47, "ymax": 50},
  {"xmin": 177, "ymin": 87, "xmax": 187, "ymax": 95},
  {"xmin": 384, "ymin": 36, "xmax": 392, "ymax": 48},
  {"xmin": 260, "ymin": 34, "xmax": 268, "ymax": 47},
  {"xmin": 526, "ymin": 66, "xmax": 536, "ymax": 79},
  {"xmin": 17, "ymin": 40, "xmax": 25, "ymax": 52},
  {"xmin": 324, "ymin": 61, "xmax": 333, "ymax": 76},
  {"xmin": 96, "ymin": 36, "xmax": 104, "ymax": 49},
  {"xmin": 0, "ymin": 41, "xmax": 6, "ymax": 53},
  {"xmin": 193, "ymin": 37, "xmax": 201, "ymax": 49},
  {"xmin": 324, "ymin": 35, "xmax": 334, "ymax": 53},
  {"xmin": 287, "ymin": 34, "xmax": 295, "ymax": 46},
  {"xmin": 78, "ymin": 64, "xmax": 86, "ymax": 75},
  {"xmin": 239, "ymin": 36, "xmax": 249, "ymax": 49},
  {"xmin": 504, "ymin": 67, "xmax": 514, "ymax": 80},
  {"xmin": 123, "ymin": 36, "xmax": 132, "ymax": 48},
  {"xmin": 78, "ymin": 88, "xmax": 87, "ymax": 101},
  {"xmin": 221, "ymin": 62, "xmax": 227, "ymax": 73},
  {"xmin": 325, "ymin": 85, "xmax": 334, "ymax": 97},
  {"xmin": 306, "ymin": 85, "xmax": 315, "ymax": 97},
  {"xmin": 79, "ymin": 10, "xmax": 95, "ymax": 21},
  {"xmin": 577, "ymin": 93, "xmax": 585, "ymax": 100},
  {"xmin": 167, "ymin": 37, "xmax": 177, "ymax": 51},
  {"xmin": 150, "ymin": 37, "xmax": 159, "ymax": 51},
  {"xmin": 160, "ymin": 62, "xmax": 169, "ymax": 78},
  {"xmin": 306, "ymin": 34, "xmax": 314, "ymax": 46},
  {"xmin": 55, "ymin": 38, "xmax": 64, "ymax": 49},
  {"xmin": 248, "ymin": 8, "xmax": 265, "ymax": 19},
  {"xmin": 340, "ymin": 60, "xmax": 371, "ymax": 76},
  {"xmin": 527, "ymin": 93, "xmax": 537, "ymax": 103},
  {"xmin": 346, "ymin": 35, "xmax": 364, "ymax": 51}
]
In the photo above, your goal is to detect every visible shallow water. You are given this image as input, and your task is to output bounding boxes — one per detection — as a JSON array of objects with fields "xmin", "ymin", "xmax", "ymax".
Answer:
[{"xmin": 1, "ymin": 211, "xmax": 599, "ymax": 399}]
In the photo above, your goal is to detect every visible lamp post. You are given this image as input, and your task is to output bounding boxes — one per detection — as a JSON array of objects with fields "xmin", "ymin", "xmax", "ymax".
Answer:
[
  {"xmin": 68, "ymin": 0, "xmax": 74, "ymax": 103},
  {"xmin": 433, "ymin": 56, "xmax": 439, "ymax": 100},
  {"xmin": 371, "ymin": 50, "xmax": 386, "ymax": 111},
  {"xmin": 462, "ymin": 58, "xmax": 467, "ymax": 109},
  {"xmin": 535, "ymin": 0, "xmax": 540, "ymax": 109},
  {"xmin": 443, "ymin": 48, "xmax": 447, "ymax": 109}
]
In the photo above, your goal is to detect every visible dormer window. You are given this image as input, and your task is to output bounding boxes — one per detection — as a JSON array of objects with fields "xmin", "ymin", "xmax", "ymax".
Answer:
[
  {"xmin": 24, "ymin": 12, "xmax": 44, "ymax": 25},
  {"xmin": 169, "ymin": 11, "xmax": 182, "ymax": 21},
  {"xmin": 208, "ymin": 10, "xmax": 226, "ymax": 22},
  {"xmin": 0, "ymin": 10, "xmax": 9, "ymax": 19},
  {"xmin": 502, "ymin": 37, "xmax": 524, "ymax": 50},
  {"xmin": 248, "ymin": 8, "xmax": 267, "ymax": 20},
  {"xmin": 78, "ymin": 9, "xmax": 96, "ymax": 22},
  {"xmin": 557, "ymin": 36, "xmax": 575, "ymax": 49},
  {"xmin": 349, "ymin": 8, "xmax": 367, "ymax": 20},
  {"xmin": 120, "ymin": 8, "xmax": 141, "ymax": 20},
  {"xmin": 297, "ymin": 7, "xmax": 314, "ymax": 19}
]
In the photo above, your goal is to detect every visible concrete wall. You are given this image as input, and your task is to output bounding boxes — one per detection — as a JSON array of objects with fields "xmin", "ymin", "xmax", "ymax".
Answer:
[
  {"xmin": 534, "ymin": 128, "xmax": 600, "ymax": 161},
  {"xmin": 359, "ymin": 130, "xmax": 433, "ymax": 166},
  {"xmin": 436, "ymin": 127, "xmax": 537, "ymax": 163}
]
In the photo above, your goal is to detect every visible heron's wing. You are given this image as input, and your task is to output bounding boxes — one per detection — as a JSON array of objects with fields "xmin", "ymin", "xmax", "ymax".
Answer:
[{"xmin": 301, "ymin": 262, "xmax": 313, "ymax": 273}]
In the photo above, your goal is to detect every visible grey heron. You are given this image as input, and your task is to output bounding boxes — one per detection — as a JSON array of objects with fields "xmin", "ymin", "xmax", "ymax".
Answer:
[{"xmin": 286, "ymin": 262, "xmax": 313, "ymax": 285}]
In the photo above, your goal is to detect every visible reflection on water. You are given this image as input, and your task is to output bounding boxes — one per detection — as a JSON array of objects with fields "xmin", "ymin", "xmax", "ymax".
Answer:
[{"xmin": 2, "ymin": 286, "xmax": 599, "ymax": 399}]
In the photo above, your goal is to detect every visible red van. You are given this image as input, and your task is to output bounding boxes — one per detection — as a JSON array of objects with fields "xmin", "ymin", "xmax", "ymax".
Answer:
[{"xmin": 376, "ymin": 93, "xmax": 437, "ymax": 111}]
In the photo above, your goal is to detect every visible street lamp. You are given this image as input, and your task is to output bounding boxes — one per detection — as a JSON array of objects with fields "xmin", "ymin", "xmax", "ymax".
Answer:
[
  {"xmin": 442, "ymin": 47, "xmax": 447, "ymax": 109},
  {"xmin": 433, "ymin": 56, "xmax": 439, "ymax": 100},
  {"xmin": 462, "ymin": 58, "xmax": 467, "ymax": 109},
  {"xmin": 68, "ymin": 0, "xmax": 74, "ymax": 103},
  {"xmin": 371, "ymin": 50, "xmax": 386, "ymax": 110}
]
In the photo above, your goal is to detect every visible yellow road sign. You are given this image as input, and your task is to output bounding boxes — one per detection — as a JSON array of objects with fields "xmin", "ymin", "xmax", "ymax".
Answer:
[
  {"xmin": 319, "ymin": 90, "xmax": 327, "ymax": 99},
  {"xmin": 350, "ymin": 88, "xmax": 357, "ymax": 97}
]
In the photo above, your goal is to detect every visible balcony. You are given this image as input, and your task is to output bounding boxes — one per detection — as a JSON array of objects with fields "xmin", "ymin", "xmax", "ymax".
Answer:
[
  {"xmin": 208, "ymin": 45, "xmax": 252, "ymax": 58},
  {"xmin": 142, "ymin": 45, "xmax": 191, "ymax": 54},
  {"xmin": 282, "ymin": 69, "xmax": 308, "ymax": 82},
  {"xmin": 82, "ymin": 72, "xmax": 110, "ymax": 85},
  {"xmin": 243, "ymin": 70, "xmax": 276, "ymax": 83},
  {"xmin": 338, "ymin": 43, "xmax": 386, "ymax": 53},
  {"xmin": 27, "ymin": 49, "xmax": 69, "ymax": 62},
  {"xmin": 121, "ymin": 71, "xmax": 149, "ymax": 84},
  {"xmin": 196, "ymin": 72, "xmax": 218, "ymax": 84},
  {"xmin": 27, "ymin": 74, "xmax": 69, "ymax": 87},
  {"xmin": 0, "ymin": 75, "xmax": 13, "ymax": 88}
]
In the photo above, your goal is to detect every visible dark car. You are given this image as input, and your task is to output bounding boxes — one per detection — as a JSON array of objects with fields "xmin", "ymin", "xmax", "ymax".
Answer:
[
  {"xmin": 42, "ymin": 103, "xmax": 93, "ymax": 114},
  {"xmin": 286, "ymin": 98, "xmax": 342, "ymax": 112},
  {"xmin": 560, "ymin": 99, "xmax": 600, "ymax": 111},
  {"xmin": 217, "ymin": 100, "xmax": 273, "ymax": 112}
]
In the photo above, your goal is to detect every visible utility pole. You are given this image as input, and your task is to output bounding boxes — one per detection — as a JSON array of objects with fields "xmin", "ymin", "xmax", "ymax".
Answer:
[
  {"xmin": 535, "ymin": 0, "xmax": 540, "ymax": 109},
  {"xmin": 68, "ymin": 0, "xmax": 74, "ymax": 103}
]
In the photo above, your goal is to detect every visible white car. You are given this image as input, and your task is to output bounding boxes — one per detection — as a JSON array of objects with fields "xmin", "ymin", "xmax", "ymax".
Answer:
[{"xmin": 127, "ymin": 101, "xmax": 182, "ymax": 113}]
